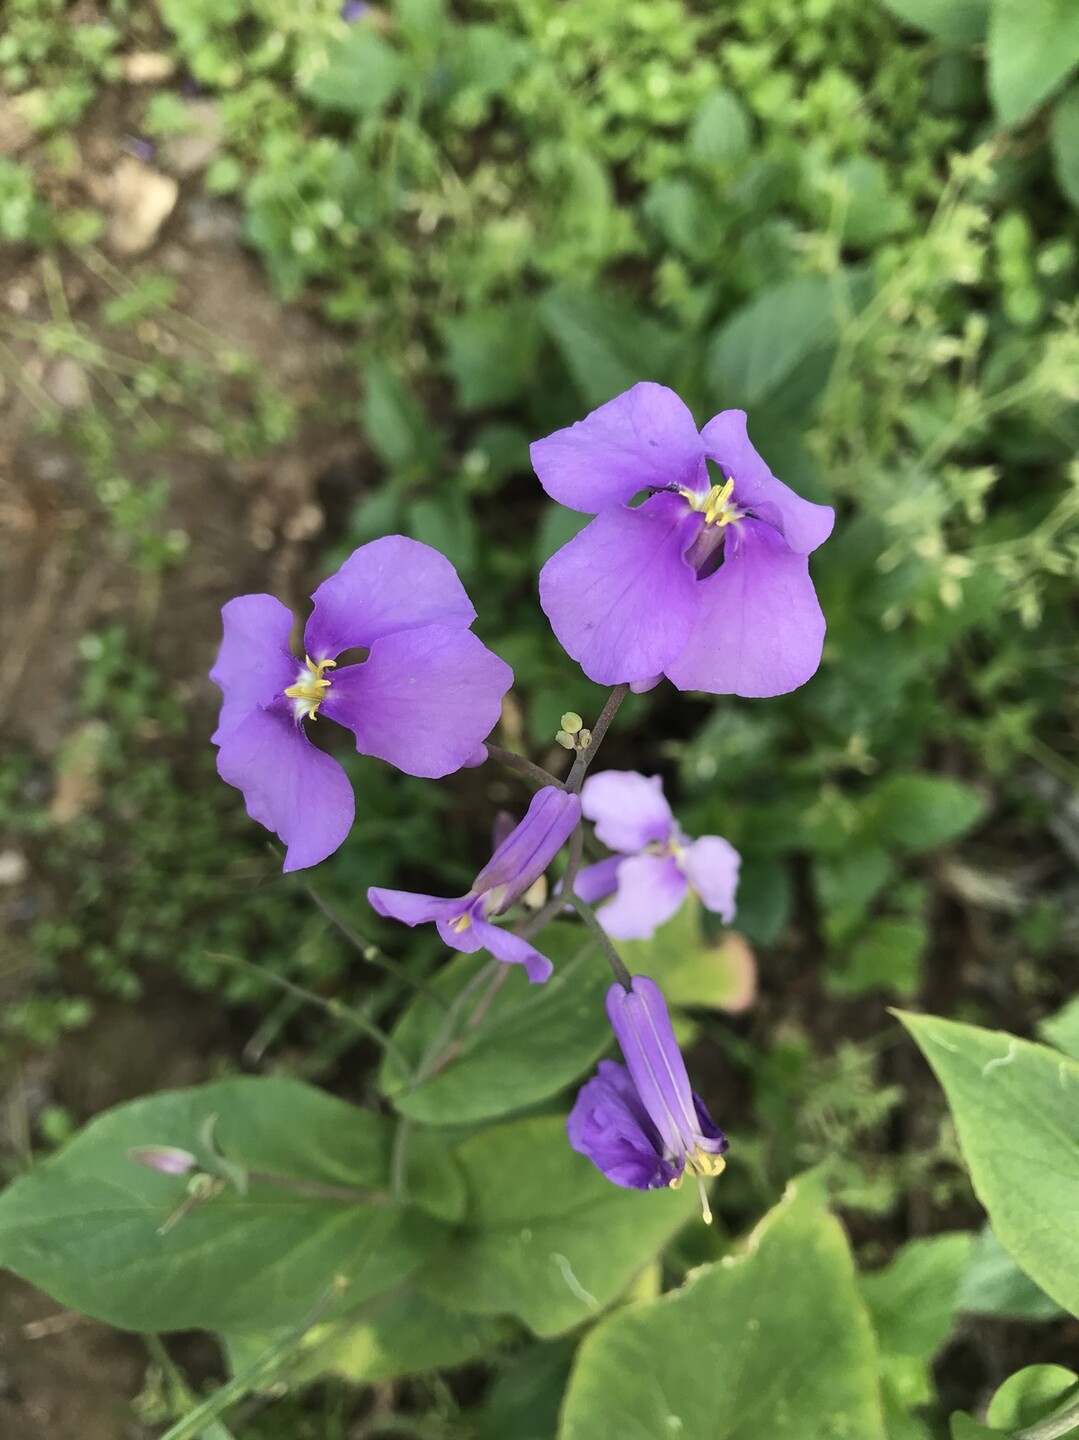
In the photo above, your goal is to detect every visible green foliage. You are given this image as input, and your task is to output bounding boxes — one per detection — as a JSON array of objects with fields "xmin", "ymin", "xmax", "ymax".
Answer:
[
  {"xmin": 900, "ymin": 1013, "xmax": 1079, "ymax": 1319},
  {"xmin": 987, "ymin": 1366, "xmax": 1079, "ymax": 1433},
  {"xmin": 0, "ymin": 1077, "xmax": 455, "ymax": 1332},
  {"xmin": 561, "ymin": 1179, "xmax": 888, "ymax": 1440},
  {"xmin": 417, "ymin": 1117, "xmax": 698, "ymax": 1338}
]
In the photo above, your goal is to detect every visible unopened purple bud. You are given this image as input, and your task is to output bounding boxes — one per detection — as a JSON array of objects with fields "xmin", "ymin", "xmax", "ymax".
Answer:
[
  {"xmin": 124, "ymin": 136, "xmax": 156, "ymax": 164},
  {"xmin": 129, "ymin": 1145, "xmax": 198, "ymax": 1176}
]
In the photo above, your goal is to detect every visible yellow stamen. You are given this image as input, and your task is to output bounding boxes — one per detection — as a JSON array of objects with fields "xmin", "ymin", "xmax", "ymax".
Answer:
[
  {"xmin": 451, "ymin": 912, "xmax": 472, "ymax": 934},
  {"xmin": 680, "ymin": 477, "xmax": 743, "ymax": 529},
  {"xmin": 284, "ymin": 655, "xmax": 336, "ymax": 719}
]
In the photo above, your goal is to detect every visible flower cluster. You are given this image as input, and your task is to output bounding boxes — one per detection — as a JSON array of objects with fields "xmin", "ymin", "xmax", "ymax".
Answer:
[{"xmin": 209, "ymin": 383, "xmax": 832, "ymax": 1210}]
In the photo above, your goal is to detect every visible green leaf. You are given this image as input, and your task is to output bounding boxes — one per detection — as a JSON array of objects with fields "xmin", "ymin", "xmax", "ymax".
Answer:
[
  {"xmin": 0, "ymin": 1078, "xmax": 448, "ymax": 1333},
  {"xmin": 817, "ymin": 847, "xmax": 895, "ymax": 945},
  {"xmin": 474, "ymin": 1340, "xmax": 577, "ymax": 1440},
  {"xmin": 707, "ymin": 275, "xmax": 845, "ymax": 419},
  {"xmin": 379, "ymin": 928, "xmax": 612, "ymax": 1125},
  {"xmin": 987, "ymin": 1365, "xmax": 1079, "ymax": 1432},
  {"xmin": 440, "ymin": 302, "xmax": 545, "ymax": 410},
  {"xmin": 988, "ymin": 0, "xmax": 1079, "ymax": 127},
  {"xmin": 541, "ymin": 287, "xmax": 678, "ymax": 408},
  {"xmin": 860, "ymin": 1233, "xmax": 975, "ymax": 1359},
  {"xmin": 879, "ymin": 0, "xmax": 988, "ymax": 45},
  {"xmin": 418, "ymin": 1116, "xmax": 698, "ymax": 1337},
  {"xmin": 560, "ymin": 1178, "xmax": 887, "ymax": 1440},
  {"xmin": 898, "ymin": 1013, "xmax": 1079, "ymax": 1319},
  {"xmin": 867, "ymin": 774, "xmax": 987, "ymax": 852},
  {"xmin": 688, "ymin": 88, "xmax": 752, "ymax": 166},
  {"xmin": 959, "ymin": 1228, "xmax": 1066, "ymax": 1320},
  {"xmin": 616, "ymin": 895, "xmax": 756, "ymax": 1013},
  {"xmin": 1039, "ymin": 994, "xmax": 1079, "ymax": 1060},
  {"xmin": 361, "ymin": 362, "xmax": 439, "ymax": 471},
  {"xmin": 225, "ymin": 1292, "xmax": 508, "ymax": 1386},
  {"xmin": 830, "ymin": 917, "xmax": 927, "ymax": 998},
  {"xmin": 1051, "ymin": 86, "xmax": 1079, "ymax": 209},
  {"xmin": 950, "ymin": 1417, "xmax": 1004, "ymax": 1440},
  {"xmin": 302, "ymin": 30, "xmax": 404, "ymax": 116}
]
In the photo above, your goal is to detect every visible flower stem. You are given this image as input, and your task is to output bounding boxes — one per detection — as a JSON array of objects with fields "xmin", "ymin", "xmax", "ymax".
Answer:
[
  {"xmin": 1015, "ymin": 1397, "xmax": 1079, "ymax": 1440},
  {"xmin": 566, "ymin": 684, "xmax": 629, "ymax": 794},
  {"xmin": 566, "ymin": 890, "xmax": 633, "ymax": 991},
  {"xmin": 485, "ymin": 744, "xmax": 563, "ymax": 790}
]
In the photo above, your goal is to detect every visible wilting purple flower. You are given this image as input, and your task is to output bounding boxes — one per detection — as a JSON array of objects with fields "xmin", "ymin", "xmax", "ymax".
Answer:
[
  {"xmin": 211, "ymin": 536, "xmax": 512, "ymax": 872},
  {"xmin": 568, "ymin": 975, "xmax": 727, "ymax": 1213},
  {"xmin": 533, "ymin": 382, "xmax": 834, "ymax": 697},
  {"xmin": 129, "ymin": 1145, "xmax": 197, "ymax": 1176},
  {"xmin": 574, "ymin": 770, "xmax": 740, "ymax": 940},
  {"xmin": 368, "ymin": 786, "xmax": 580, "ymax": 983}
]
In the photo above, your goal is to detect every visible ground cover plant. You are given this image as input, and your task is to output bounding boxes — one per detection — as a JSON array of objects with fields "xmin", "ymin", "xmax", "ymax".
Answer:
[{"xmin": 0, "ymin": 0, "xmax": 1077, "ymax": 1436}]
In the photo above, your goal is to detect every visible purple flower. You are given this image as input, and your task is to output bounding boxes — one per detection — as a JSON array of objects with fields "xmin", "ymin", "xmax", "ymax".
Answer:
[
  {"xmin": 128, "ymin": 1146, "xmax": 197, "ymax": 1176},
  {"xmin": 568, "ymin": 975, "xmax": 727, "ymax": 1212},
  {"xmin": 368, "ymin": 786, "xmax": 581, "ymax": 983},
  {"xmin": 574, "ymin": 770, "xmax": 740, "ymax": 940},
  {"xmin": 340, "ymin": 0, "xmax": 368, "ymax": 18},
  {"xmin": 533, "ymin": 382, "xmax": 834, "ymax": 697},
  {"xmin": 210, "ymin": 536, "xmax": 512, "ymax": 872}
]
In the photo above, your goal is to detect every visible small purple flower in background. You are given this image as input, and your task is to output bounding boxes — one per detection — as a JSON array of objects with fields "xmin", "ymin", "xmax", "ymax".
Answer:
[
  {"xmin": 568, "ymin": 975, "xmax": 727, "ymax": 1218},
  {"xmin": 369, "ymin": 786, "xmax": 580, "ymax": 983},
  {"xmin": 210, "ymin": 536, "xmax": 512, "ymax": 873},
  {"xmin": 128, "ymin": 1146, "xmax": 197, "ymax": 1177},
  {"xmin": 340, "ymin": 0, "xmax": 368, "ymax": 18},
  {"xmin": 574, "ymin": 770, "xmax": 740, "ymax": 940},
  {"xmin": 533, "ymin": 382, "xmax": 834, "ymax": 697}
]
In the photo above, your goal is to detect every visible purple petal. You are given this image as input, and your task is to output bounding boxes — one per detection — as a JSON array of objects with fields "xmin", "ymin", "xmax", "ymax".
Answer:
[
  {"xmin": 567, "ymin": 1059, "xmax": 679, "ymax": 1190},
  {"xmin": 606, "ymin": 976, "xmax": 699, "ymax": 1160},
  {"xmin": 692, "ymin": 1092, "xmax": 728, "ymax": 1156},
  {"xmin": 531, "ymin": 382, "xmax": 708, "ymax": 515},
  {"xmin": 473, "ymin": 787, "xmax": 581, "ymax": 912},
  {"xmin": 700, "ymin": 411, "xmax": 834, "ymax": 555},
  {"xmin": 580, "ymin": 770, "xmax": 674, "ymax": 853},
  {"xmin": 574, "ymin": 856, "xmax": 623, "ymax": 906},
  {"xmin": 664, "ymin": 518, "xmax": 826, "ymax": 698},
  {"xmin": 129, "ymin": 1145, "xmax": 197, "ymax": 1176},
  {"xmin": 470, "ymin": 916, "xmax": 554, "ymax": 984},
  {"xmin": 321, "ymin": 624, "xmax": 512, "ymax": 778},
  {"xmin": 538, "ymin": 494, "xmax": 702, "ymax": 686},
  {"xmin": 216, "ymin": 708, "xmax": 354, "ymax": 871},
  {"xmin": 679, "ymin": 835, "xmax": 741, "ymax": 923},
  {"xmin": 367, "ymin": 887, "xmax": 462, "ymax": 927},
  {"xmin": 596, "ymin": 853, "xmax": 687, "ymax": 940},
  {"xmin": 210, "ymin": 594, "xmax": 297, "ymax": 743},
  {"xmin": 304, "ymin": 537, "xmax": 477, "ymax": 662}
]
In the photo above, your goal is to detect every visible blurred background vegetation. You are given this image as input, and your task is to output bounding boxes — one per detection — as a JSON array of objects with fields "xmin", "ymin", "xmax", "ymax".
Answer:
[{"xmin": 0, "ymin": 0, "xmax": 1077, "ymax": 1434}]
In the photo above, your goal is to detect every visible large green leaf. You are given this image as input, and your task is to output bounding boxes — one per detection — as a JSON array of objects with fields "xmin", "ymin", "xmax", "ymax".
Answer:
[
  {"xmin": 987, "ymin": 1366, "xmax": 1079, "ymax": 1432},
  {"xmin": 959, "ymin": 1228, "xmax": 1065, "ymax": 1320},
  {"xmin": 225, "ymin": 1292, "xmax": 508, "ymax": 1387},
  {"xmin": 867, "ymin": 774, "xmax": 986, "ymax": 852},
  {"xmin": 899, "ymin": 1013, "xmax": 1079, "ymax": 1319},
  {"xmin": 302, "ymin": 30, "xmax": 404, "ymax": 116},
  {"xmin": 988, "ymin": 0, "xmax": 1079, "ymax": 127},
  {"xmin": 861, "ymin": 1232, "xmax": 975, "ymax": 1359},
  {"xmin": 379, "ymin": 927, "xmax": 612, "ymax": 1125},
  {"xmin": 0, "ymin": 1078, "xmax": 451, "ymax": 1333},
  {"xmin": 1040, "ymin": 993, "xmax": 1079, "ymax": 1060},
  {"xmin": 707, "ymin": 275, "xmax": 845, "ymax": 419},
  {"xmin": 879, "ymin": 0, "xmax": 988, "ymax": 44},
  {"xmin": 560, "ymin": 1179, "xmax": 887, "ymax": 1440},
  {"xmin": 1052, "ymin": 86, "xmax": 1079, "ymax": 210},
  {"xmin": 540, "ymin": 287, "xmax": 678, "ymax": 408},
  {"xmin": 417, "ymin": 1116, "xmax": 697, "ymax": 1337}
]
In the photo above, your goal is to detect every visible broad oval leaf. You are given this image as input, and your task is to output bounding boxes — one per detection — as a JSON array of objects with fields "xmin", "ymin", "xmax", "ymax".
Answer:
[
  {"xmin": 899, "ymin": 1013, "xmax": 1079, "ymax": 1319},
  {"xmin": 0, "ymin": 1077, "xmax": 451, "ymax": 1333},
  {"xmin": 417, "ymin": 1116, "xmax": 698, "ymax": 1337},
  {"xmin": 988, "ymin": 0, "xmax": 1079, "ymax": 128},
  {"xmin": 379, "ymin": 926, "xmax": 612, "ymax": 1125},
  {"xmin": 560, "ymin": 1178, "xmax": 888, "ymax": 1440}
]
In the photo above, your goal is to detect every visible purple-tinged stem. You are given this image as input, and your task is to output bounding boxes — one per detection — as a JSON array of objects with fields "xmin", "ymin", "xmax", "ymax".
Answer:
[
  {"xmin": 566, "ymin": 684, "xmax": 629, "ymax": 794},
  {"xmin": 485, "ymin": 744, "xmax": 563, "ymax": 790}
]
